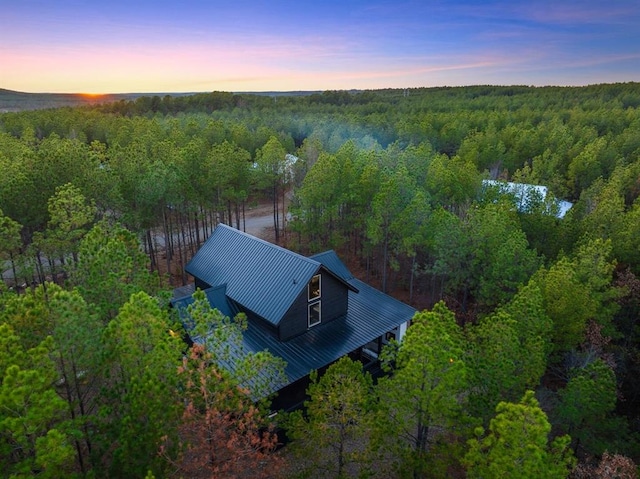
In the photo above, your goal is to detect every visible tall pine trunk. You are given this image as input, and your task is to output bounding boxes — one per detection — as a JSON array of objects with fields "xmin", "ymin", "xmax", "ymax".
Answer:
[{"xmin": 273, "ymin": 182, "xmax": 279, "ymax": 242}]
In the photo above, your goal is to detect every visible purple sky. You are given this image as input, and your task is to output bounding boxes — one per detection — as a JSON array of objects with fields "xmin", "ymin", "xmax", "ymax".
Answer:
[{"xmin": 2, "ymin": 0, "xmax": 639, "ymax": 93}]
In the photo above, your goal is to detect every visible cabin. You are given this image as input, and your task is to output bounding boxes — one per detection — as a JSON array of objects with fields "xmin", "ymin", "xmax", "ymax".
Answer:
[
  {"xmin": 172, "ymin": 224, "xmax": 416, "ymax": 410},
  {"xmin": 482, "ymin": 179, "xmax": 573, "ymax": 218}
]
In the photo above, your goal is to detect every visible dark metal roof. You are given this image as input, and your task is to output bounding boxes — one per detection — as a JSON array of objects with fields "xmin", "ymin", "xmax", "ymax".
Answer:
[
  {"xmin": 171, "ymin": 285, "xmax": 286, "ymax": 398},
  {"xmin": 178, "ymin": 229, "xmax": 418, "ymax": 397},
  {"xmin": 173, "ymin": 277, "xmax": 417, "ymax": 397},
  {"xmin": 171, "ymin": 283, "xmax": 195, "ymax": 301},
  {"xmin": 241, "ymin": 276, "xmax": 416, "ymax": 395},
  {"xmin": 171, "ymin": 284, "xmax": 238, "ymax": 320},
  {"xmin": 186, "ymin": 224, "xmax": 321, "ymax": 327},
  {"xmin": 310, "ymin": 250, "xmax": 355, "ymax": 281}
]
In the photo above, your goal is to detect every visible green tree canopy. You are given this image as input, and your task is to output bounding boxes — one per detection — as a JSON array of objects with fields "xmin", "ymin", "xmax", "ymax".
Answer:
[
  {"xmin": 464, "ymin": 391, "xmax": 576, "ymax": 479},
  {"xmin": 101, "ymin": 291, "xmax": 184, "ymax": 478},
  {"xmin": 72, "ymin": 220, "xmax": 164, "ymax": 321},
  {"xmin": 465, "ymin": 311, "xmax": 547, "ymax": 424},
  {"xmin": 374, "ymin": 302, "xmax": 468, "ymax": 477},
  {"xmin": 286, "ymin": 356, "xmax": 374, "ymax": 478},
  {"xmin": 0, "ymin": 323, "xmax": 75, "ymax": 478},
  {"xmin": 555, "ymin": 359, "xmax": 625, "ymax": 456}
]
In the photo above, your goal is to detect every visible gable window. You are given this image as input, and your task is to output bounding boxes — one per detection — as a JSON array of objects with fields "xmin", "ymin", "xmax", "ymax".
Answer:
[
  {"xmin": 308, "ymin": 274, "xmax": 321, "ymax": 328},
  {"xmin": 308, "ymin": 274, "xmax": 321, "ymax": 301},
  {"xmin": 308, "ymin": 301, "xmax": 321, "ymax": 328}
]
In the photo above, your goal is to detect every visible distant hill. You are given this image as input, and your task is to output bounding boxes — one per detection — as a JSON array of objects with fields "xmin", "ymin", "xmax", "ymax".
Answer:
[
  {"xmin": 238, "ymin": 90, "xmax": 322, "ymax": 97},
  {"xmin": 0, "ymin": 89, "xmax": 210, "ymax": 113},
  {"xmin": 0, "ymin": 88, "xmax": 145, "ymax": 112},
  {"xmin": 0, "ymin": 88, "xmax": 323, "ymax": 113}
]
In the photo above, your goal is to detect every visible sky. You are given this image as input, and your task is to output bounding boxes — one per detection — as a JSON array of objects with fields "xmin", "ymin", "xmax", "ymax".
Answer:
[{"xmin": 1, "ymin": 0, "xmax": 639, "ymax": 94}]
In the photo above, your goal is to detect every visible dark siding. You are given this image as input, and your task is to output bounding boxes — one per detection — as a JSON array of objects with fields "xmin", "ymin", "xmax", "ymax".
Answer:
[
  {"xmin": 320, "ymin": 271, "xmax": 349, "ymax": 321},
  {"xmin": 246, "ymin": 313, "xmax": 279, "ymax": 340},
  {"xmin": 278, "ymin": 269, "xmax": 349, "ymax": 341},
  {"xmin": 278, "ymin": 291, "xmax": 308, "ymax": 340}
]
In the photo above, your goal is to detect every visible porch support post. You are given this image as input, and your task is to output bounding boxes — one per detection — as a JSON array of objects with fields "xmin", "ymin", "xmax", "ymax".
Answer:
[{"xmin": 397, "ymin": 321, "xmax": 409, "ymax": 342}]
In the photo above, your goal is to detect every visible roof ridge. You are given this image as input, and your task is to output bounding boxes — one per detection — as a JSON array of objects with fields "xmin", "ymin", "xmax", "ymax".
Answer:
[{"xmin": 216, "ymin": 223, "xmax": 320, "ymax": 266}]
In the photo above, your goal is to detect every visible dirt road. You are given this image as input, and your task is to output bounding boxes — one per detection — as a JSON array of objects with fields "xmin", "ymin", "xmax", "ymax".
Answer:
[{"xmin": 243, "ymin": 202, "xmax": 276, "ymax": 239}]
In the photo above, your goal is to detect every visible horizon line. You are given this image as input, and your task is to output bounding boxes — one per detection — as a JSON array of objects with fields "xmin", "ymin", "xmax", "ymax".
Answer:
[{"xmin": 3, "ymin": 80, "xmax": 639, "ymax": 97}]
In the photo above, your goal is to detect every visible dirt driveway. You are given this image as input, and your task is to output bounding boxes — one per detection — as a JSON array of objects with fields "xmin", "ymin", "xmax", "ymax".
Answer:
[{"xmin": 243, "ymin": 202, "xmax": 276, "ymax": 239}]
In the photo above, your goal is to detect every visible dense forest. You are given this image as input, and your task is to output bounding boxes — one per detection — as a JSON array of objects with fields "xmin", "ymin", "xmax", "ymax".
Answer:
[{"xmin": 1, "ymin": 83, "xmax": 639, "ymax": 477}]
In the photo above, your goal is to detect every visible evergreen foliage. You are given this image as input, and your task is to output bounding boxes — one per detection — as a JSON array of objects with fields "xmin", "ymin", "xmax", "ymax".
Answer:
[{"xmin": 2, "ymin": 83, "xmax": 640, "ymax": 475}]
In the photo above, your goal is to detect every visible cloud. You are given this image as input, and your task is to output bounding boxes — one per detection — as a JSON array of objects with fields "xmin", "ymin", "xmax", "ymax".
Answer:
[
  {"xmin": 512, "ymin": 1, "xmax": 639, "ymax": 25},
  {"xmin": 559, "ymin": 52, "xmax": 640, "ymax": 69}
]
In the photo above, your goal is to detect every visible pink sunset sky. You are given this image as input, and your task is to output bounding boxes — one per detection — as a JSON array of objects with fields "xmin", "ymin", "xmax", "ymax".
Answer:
[{"xmin": 2, "ymin": 0, "xmax": 639, "ymax": 94}]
